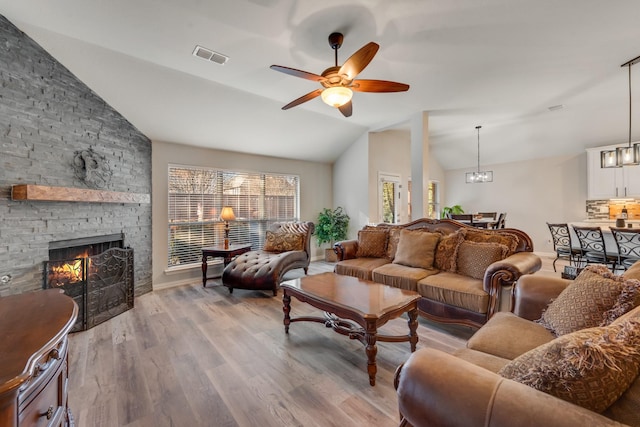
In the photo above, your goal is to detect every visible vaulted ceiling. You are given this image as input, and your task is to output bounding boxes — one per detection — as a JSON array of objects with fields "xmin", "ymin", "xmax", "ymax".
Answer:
[{"xmin": 2, "ymin": 0, "xmax": 640, "ymax": 169}]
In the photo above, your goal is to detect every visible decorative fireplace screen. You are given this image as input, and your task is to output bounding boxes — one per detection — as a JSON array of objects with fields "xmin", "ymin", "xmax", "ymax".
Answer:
[{"xmin": 44, "ymin": 234, "xmax": 134, "ymax": 332}]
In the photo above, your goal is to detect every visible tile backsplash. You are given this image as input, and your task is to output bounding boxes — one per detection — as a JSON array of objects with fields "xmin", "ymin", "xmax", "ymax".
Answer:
[{"xmin": 586, "ymin": 199, "xmax": 640, "ymax": 219}]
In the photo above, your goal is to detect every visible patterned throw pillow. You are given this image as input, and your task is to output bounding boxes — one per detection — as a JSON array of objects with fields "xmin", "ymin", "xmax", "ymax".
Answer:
[
  {"xmin": 464, "ymin": 229, "xmax": 519, "ymax": 255},
  {"xmin": 537, "ymin": 265, "xmax": 640, "ymax": 336},
  {"xmin": 263, "ymin": 231, "xmax": 305, "ymax": 253},
  {"xmin": 392, "ymin": 229, "xmax": 440, "ymax": 269},
  {"xmin": 499, "ymin": 318, "xmax": 640, "ymax": 413},
  {"xmin": 456, "ymin": 241, "xmax": 509, "ymax": 280},
  {"xmin": 434, "ymin": 229, "xmax": 465, "ymax": 272},
  {"xmin": 355, "ymin": 229, "xmax": 389, "ymax": 258},
  {"xmin": 385, "ymin": 227, "xmax": 402, "ymax": 260}
]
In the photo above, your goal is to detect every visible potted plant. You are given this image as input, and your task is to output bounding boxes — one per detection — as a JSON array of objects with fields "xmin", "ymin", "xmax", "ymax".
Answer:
[
  {"xmin": 441, "ymin": 204, "xmax": 464, "ymax": 219},
  {"xmin": 316, "ymin": 206, "xmax": 350, "ymax": 262}
]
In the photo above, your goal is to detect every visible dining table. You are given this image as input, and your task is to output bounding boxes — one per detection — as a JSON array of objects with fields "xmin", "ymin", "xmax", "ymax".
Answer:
[{"xmin": 456, "ymin": 217, "xmax": 498, "ymax": 229}]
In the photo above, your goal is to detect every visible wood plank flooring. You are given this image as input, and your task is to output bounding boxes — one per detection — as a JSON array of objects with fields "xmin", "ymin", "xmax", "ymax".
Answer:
[{"xmin": 68, "ymin": 257, "xmax": 560, "ymax": 427}]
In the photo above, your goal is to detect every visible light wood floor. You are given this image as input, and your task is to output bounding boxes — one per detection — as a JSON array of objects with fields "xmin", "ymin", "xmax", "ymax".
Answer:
[{"xmin": 68, "ymin": 256, "xmax": 561, "ymax": 427}]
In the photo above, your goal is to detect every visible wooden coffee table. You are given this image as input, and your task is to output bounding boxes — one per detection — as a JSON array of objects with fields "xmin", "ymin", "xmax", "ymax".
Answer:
[{"xmin": 280, "ymin": 272, "xmax": 420, "ymax": 386}]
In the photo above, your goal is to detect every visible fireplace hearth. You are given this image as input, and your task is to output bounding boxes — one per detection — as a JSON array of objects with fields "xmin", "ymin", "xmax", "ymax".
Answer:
[{"xmin": 44, "ymin": 233, "xmax": 134, "ymax": 332}]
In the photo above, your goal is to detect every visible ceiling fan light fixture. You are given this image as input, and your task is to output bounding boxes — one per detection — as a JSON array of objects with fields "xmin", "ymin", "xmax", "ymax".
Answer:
[{"xmin": 321, "ymin": 86, "xmax": 353, "ymax": 108}]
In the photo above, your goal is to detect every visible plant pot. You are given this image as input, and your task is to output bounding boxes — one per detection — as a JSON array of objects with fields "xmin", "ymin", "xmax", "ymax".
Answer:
[{"xmin": 324, "ymin": 248, "xmax": 338, "ymax": 263}]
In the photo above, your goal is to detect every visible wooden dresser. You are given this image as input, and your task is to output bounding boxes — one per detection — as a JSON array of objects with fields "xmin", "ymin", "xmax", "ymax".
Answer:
[{"xmin": 0, "ymin": 289, "xmax": 78, "ymax": 426}]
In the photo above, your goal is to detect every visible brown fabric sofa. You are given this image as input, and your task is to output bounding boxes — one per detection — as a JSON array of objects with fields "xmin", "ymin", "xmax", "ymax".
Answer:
[
  {"xmin": 394, "ymin": 261, "xmax": 640, "ymax": 427},
  {"xmin": 222, "ymin": 221, "xmax": 314, "ymax": 295},
  {"xmin": 333, "ymin": 218, "xmax": 542, "ymax": 328}
]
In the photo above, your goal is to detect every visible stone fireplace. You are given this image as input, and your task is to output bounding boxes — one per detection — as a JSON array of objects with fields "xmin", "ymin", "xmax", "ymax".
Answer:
[
  {"xmin": 0, "ymin": 15, "xmax": 152, "ymax": 298},
  {"xmin": 45, "ymin": 234, "xmax": 134, "ymax": 332}
]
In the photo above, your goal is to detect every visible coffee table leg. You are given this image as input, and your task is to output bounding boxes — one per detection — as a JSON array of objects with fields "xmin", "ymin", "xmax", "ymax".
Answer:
[
  {"xmin": 364, "ymin": 322, "xmax": 378, "ymax": 386},
  {"xmin": 408, "ymin": 307, "xmax": 419, "ymax": 352},
  {"xmin": 283, "ymin": 291, "xmax": 291, "ymax": 334}
]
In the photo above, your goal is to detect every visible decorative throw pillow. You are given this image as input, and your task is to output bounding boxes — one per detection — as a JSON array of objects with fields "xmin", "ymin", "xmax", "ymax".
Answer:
[
  {"xmin": 263, "ymin": 231, "xmax": 305, "ymax": 253},
  {"xmin": 464, "ymin": 229, "xmax": 519, "ymax": 255},
  {"xmin": 456, "ymin": 241, "xmax": 509, "ymax": 280},
  {"xmin": 392, "ymin": 229, "xmax": 440, "ymax": 270},
  {"xmin": 434, "ymin": 229, "xmax": 465, "ymax": 272},
  {"xmin": 355, "ymin": 229, "xmax": 389, "ymax": 258},
  {"xmin": 499, "ymin": 319, "xmax": 640, "ymax": 413},
  {"xmin": 537, "ymin": 265, "xmax": 640, "ymax": 336},
  {"xmin": 385, "ymin": 227, "xmax": 402, "ymax": 260}
]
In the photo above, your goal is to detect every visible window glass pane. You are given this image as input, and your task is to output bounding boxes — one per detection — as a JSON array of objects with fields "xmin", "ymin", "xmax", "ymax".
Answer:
[{"xmin": 168, "ymin": 166, "xmax": 299, "ymax": 268}]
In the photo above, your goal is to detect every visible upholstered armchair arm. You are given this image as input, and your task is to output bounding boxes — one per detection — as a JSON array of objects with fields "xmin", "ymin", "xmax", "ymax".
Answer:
[
  {"xmin": 512, "ymin": 274, "xmax": 571, "ymax": 321},
  {"xmin": 333, "ymin": 239, "xmax": 358, "ymax": 261},
  {"xmin": 395, "ymin": 348, "xmax": 623, "ymax": 427},
  {"xmin": 482, "ymin": 252, "xmax": 542, "ymax": 316}
]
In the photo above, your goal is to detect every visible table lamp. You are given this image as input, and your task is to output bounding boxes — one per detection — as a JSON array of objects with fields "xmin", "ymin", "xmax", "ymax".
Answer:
[{"xmin": 220, "ymin": 206, "xmax": 236, "ymax": 249}]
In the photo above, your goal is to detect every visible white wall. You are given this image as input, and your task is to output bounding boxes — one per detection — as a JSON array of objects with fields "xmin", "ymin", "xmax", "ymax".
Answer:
[
  {"xmin": 152, "ymin": 140, "xmax": 333, "ymax": 289},
  {"xmin": 368, "ymin": 130, "xmax": 412, "ymax": 224},
  {"xmin": 333, "ymin": 132, "xmax": 369, "ymax": 239},
  {"xmin": 445, "ymin": 153, "xmax": 587, "ymax": 253}
]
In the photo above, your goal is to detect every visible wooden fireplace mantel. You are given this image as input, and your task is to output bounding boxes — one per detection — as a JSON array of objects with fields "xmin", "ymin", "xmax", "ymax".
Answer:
[{"xmin": 11, "ymin": 184, "xmax": 150, "ymax": 204}]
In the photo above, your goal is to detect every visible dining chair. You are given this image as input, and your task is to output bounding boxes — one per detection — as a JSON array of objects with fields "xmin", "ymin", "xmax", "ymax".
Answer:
[
  {"xmin": 546, "ymin": 223, "xmax": 581, "ymax": 272},
  {"xmin": 572, "ymin": 225, "xmax": 618, "ymax": 270},
  {"xmin": 494, "ymin": 213, "xmax": 506, "ymax": 229},
  {"xmin": 478, "ymin": 212, "xmax": 497, "ymax": 220},
  {"xmin": 610, "ymin": 227, "xmax": 640, "ymax": 271}
]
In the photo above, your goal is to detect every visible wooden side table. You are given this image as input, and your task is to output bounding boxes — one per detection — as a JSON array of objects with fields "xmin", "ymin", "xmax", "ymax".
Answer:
[
  {"xmin": 0, "ymin": 289, "xmax": 78, "ymax": 427},
  {"xmin": 201, "ymin": 244, "xmax": 252, "ymax": 287}
]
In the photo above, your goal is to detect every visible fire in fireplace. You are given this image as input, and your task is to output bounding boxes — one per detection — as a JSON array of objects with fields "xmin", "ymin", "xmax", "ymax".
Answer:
[{"xmin": 44, "ymin": 233, "xmax": 134, "ymax": 332}]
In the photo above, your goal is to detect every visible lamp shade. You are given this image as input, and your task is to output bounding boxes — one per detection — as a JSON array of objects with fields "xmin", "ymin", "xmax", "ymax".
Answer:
[
  {"xmin": 219, "ymin": 206, "xmax": 236, "ymax": 221},
  {"xmin": 321, "ymin": 86, "xmax": 353, "ymax": 107}
]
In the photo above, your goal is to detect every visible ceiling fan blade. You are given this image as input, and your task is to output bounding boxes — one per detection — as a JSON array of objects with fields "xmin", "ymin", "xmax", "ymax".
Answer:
[
  {"xmin": 338, "ymin": 101, "xmax": 352, "ymax": 117},
  {"xmin": 281, "ymin": 88, "xmax": 323, "ymax": 110},
  {"xmin": 270, "ymin": 65, "xmax": 325, "ymax": 82},
  {"xmin": 339, "ymin": 42, "xmax": 379, "ymax": 80},
  {"xmin": 352, "ymin": 79, "xmax": 410, "ymax": 93}
]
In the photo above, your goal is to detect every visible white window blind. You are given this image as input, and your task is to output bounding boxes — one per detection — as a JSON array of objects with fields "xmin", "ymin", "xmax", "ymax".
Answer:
[{"xmin": 168, "ymin": 165, "xmax": 300, "ymax": 268}]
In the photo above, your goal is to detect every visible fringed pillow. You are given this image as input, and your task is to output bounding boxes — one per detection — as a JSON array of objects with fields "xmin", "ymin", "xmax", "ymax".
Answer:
[
  {"xmin": 537, "ymin": 265, "xmax": 640, "ymax": 336},
  {"xmin": 499, "ymin": 318, "xmax": 640, "ymax": 413}
]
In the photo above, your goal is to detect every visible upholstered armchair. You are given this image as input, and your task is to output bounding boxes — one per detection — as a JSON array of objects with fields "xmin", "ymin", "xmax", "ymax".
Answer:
[{"xmin": 222, "ymin": 221, "xmax": 314, "ymax": 296}]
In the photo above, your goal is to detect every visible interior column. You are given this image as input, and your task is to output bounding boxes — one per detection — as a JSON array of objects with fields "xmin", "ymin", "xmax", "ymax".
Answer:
[{"xmin": 410, "ymin": 111, "xmax": 429, "ymax": 220}]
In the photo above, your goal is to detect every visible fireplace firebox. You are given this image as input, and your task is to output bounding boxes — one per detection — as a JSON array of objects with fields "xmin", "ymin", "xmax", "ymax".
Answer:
[{"xmin": 44, "ymin": 233, "xmax": 134, "ymax": 332}]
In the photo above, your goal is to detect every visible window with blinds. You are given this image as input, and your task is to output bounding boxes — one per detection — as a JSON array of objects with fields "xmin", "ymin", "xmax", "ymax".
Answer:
[{"xmin": 168, "ymin": 165, "xmax": 300, "ymax": 268}]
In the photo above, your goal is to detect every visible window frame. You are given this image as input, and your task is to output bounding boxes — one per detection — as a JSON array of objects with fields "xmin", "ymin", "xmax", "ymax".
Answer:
[{"xmin": 167, "ymin": 164, "xmax": 300, "ymax": 269}]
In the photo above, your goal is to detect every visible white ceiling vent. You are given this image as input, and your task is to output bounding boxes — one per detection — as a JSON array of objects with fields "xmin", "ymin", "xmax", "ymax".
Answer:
[{"xmin": 192, "ymin": 45, "xmax": 228, "ymax": 65}]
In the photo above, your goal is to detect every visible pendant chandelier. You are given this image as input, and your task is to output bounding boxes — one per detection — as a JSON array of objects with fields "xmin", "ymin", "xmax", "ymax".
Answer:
[
  {"xmin": 466, "ymin": 125, "xmax": 493, "ymax": 183},
  {"xmin": 601, "ymin": 55, "xmax": 640, "ymax": 168}
]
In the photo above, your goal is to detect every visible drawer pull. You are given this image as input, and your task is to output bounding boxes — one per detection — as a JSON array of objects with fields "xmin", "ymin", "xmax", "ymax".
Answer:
[
  {"xmin": 44, "ymin": 405, "xmax": 54, "ymax": 420},
  {"xmin": 33, "ymin": 348, "xmax": 62, "ymax": 377}
]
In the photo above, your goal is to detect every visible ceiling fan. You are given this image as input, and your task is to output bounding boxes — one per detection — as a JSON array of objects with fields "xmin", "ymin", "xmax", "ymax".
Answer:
[{"xmin": 270, "ymin": 32, "xmax": 410, "ymax": 117}]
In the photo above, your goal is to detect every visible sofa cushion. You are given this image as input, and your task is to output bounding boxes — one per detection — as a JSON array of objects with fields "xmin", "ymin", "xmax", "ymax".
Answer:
[
  {"xmin": 603, "ymin": 374, "xmax": 640, "ymax": 426},
  {"xmin": 392, "ymin": 229, "xmax": 440, "ymax": 270},
  {"xmin": 334, "ymin": 257, "xmax": 390, "ymax": 280},
  {"xmin": 263, "ymin": 231, "xmax": 305, "ymax": 252},
  {"xmin": 453, "ymin": 348, "xmax": 510, "ymax": 373},
  {"xmin": 372, "ymin": 263, "xmax": 438, "ymax": 292},
  {"xmin": 467, "ymin": 312, "xmax": 556, "ymax": 360},
  {"xmin": 464, "ymin": 229, "xmax": 519, "ymax": 255},
  {"xmin": 499, "ymin": 318, "xmax": 640, "ymax": 413},
  {"xmin": 355, "ymin": 229, "xmax": 389, "ymax": 258},
  {"xmin": 418, "ymin": 272, "xmax": 488, "ymax": 313},
  {"xmin": 537, "ymin": 265, "xmax": 640, "ymax": 336},
  {"xmin": 433, "ymin": 229, "xmax": 465, "ymax": 272},
  {"xmin": 456, "ymin": 241, "xmax": 509, "ymax": 280}
]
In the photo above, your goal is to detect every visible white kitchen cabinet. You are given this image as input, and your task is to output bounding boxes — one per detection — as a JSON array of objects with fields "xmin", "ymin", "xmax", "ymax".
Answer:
[{"xmin": 587, "ymin": 145, "xmax": 640, "ymax": 199}]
